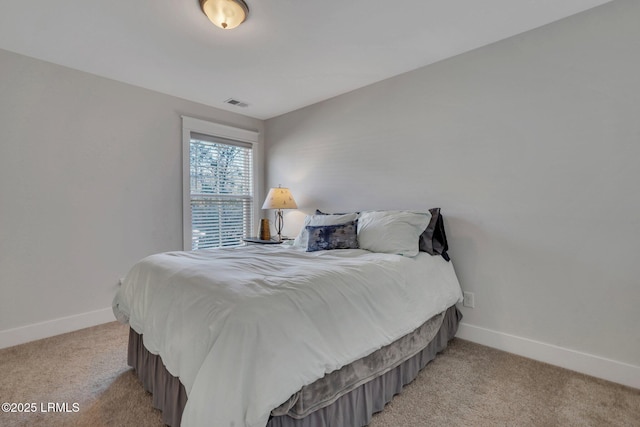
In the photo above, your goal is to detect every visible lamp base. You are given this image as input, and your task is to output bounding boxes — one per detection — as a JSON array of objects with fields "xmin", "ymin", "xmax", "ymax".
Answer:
[{"xmin": 274, "ymin": 209, "xmax": 284, "ymax": 242}]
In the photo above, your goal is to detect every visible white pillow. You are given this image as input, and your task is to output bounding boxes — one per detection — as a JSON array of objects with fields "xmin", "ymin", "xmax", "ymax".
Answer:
[
  {"xmin": 293, "ymin": 213, "xmax": 359, "ymax": 248},
  {"xmin": 357, "ymin": 210, "xmax": 431, "ymax": 257}
]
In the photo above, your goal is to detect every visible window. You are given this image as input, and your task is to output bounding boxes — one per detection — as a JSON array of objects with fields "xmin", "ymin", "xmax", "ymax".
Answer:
[{"xmin": 182, "ymin": 117, "xmax": 259, "ymax": 250}]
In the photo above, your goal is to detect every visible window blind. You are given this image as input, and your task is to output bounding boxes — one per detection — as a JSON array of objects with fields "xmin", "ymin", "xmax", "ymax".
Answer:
[{"xmin": 189, "ymin": 132, "xmax": 253, "ymax": 249}]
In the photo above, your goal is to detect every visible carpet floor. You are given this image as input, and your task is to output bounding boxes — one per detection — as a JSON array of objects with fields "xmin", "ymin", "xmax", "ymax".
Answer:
[{"xmin": 0, "ymin": 322, "xmax": 638, "ymax": 427}]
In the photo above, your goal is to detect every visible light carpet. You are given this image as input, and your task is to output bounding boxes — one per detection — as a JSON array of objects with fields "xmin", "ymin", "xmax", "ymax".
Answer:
[{"xmin": 0, "ymin": 322, "xmax": 637, "ymax": 426}]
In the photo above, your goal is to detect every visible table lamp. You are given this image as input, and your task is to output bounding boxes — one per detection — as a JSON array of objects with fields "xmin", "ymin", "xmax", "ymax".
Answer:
[{"xmin": 262, "ymin": 186, "xmax": 298, "ymax": 241}]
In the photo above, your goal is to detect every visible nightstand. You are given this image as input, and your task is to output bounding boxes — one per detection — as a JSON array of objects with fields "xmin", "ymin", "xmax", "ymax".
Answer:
[{"xmin": 243, "ymin": 237, "xmax": 284, "ymax": 245}]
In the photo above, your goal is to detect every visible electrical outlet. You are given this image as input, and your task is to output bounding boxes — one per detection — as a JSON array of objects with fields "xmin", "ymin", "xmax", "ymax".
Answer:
[{"xmin": 463, "ymin": 292, "xmax": 475, "ymax": 308}]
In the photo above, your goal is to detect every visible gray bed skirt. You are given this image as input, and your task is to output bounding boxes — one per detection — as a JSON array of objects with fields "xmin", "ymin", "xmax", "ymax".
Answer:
[{"xmin": 128, "ymin": 305, "xmax": 462, "ymax": 427}]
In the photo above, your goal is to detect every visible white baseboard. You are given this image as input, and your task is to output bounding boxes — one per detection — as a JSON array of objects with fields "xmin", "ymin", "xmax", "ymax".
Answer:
[
  {"xmin": 3, "ymin": 314, "xmax": 637, "ymax": 389},
  {"xmin": 456, "ymin": 322, "xmax": 640, "ymax": 390},
  {"xmin": 0, "ymin": 307, "xmax": 115, "ymax": 350}
]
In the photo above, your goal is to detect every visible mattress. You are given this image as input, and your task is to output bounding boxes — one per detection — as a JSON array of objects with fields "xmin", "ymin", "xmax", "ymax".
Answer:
[{"xmin": 128, "ymin": 305, "xmax": 462, "ymax": 426}]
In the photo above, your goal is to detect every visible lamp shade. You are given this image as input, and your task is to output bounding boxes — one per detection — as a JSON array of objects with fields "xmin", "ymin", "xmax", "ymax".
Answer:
[
  {"xmin": 262, "ymin": 187, "xmax": 298, "ymax": 210},
  {"xmin": 200, "ymin": 0, "xmax": 249, "ymax": 30}
]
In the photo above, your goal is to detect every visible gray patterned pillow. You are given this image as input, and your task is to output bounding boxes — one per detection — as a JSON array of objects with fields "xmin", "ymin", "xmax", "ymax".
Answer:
[{"xmin": 306, "ymin": 221, "xmax": 358, "ymax": 252}]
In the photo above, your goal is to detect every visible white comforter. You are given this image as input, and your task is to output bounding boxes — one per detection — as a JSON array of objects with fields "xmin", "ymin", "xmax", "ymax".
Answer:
[{"xmin": 113, "ymin": 245, "xmax": 462, "ymax": 427}]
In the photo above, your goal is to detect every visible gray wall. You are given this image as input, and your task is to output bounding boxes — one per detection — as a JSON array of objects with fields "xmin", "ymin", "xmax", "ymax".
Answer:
[
  {"xmin": 265, "ymin": 1, "xmax": 640, "ymax": 367},
  {"xmin": 0, "ymin": 49, "xmax": 263, "ymax": 335}
]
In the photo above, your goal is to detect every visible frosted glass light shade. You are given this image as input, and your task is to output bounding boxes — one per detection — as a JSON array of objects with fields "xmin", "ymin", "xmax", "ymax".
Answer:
[
  {"xmin": 262, "ymin": 187, "xmax": 298, "ymax": 210},
  {"xmin": 200, "ymin": 0, "xmax": 249, "ymax": 30}
]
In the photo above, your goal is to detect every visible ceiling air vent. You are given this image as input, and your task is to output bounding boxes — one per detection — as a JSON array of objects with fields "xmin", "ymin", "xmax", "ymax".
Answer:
[{"xmin": 224, "ymin": 98, "xmax": 249, "ymax": 108}]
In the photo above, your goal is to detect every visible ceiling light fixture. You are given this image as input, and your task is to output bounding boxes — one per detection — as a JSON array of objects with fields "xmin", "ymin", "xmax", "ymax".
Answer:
[{"xmin": 200, "ymin": 0, "xmax": 249, "ymax": 30}]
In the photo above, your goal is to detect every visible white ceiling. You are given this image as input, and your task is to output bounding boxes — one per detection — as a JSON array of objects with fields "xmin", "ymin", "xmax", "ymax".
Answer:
[{"xmin": 0, "ymin": 0, "xmax": 613, "ymax": 120}]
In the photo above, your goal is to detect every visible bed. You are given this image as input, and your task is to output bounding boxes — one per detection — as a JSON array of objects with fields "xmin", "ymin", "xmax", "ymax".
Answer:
[{"xmin": 113, "ymin": 209, "xmax": 463, "ymax": 427}]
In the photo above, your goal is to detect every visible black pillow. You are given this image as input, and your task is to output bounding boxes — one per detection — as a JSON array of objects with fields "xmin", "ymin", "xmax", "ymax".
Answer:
[
  {"xmin": 419, "ymin": 208, "xmax": 450, "ymax": 261},
  {"xmin": 315, "ymin": 209, "xmax": 356, "ymax": 216}
]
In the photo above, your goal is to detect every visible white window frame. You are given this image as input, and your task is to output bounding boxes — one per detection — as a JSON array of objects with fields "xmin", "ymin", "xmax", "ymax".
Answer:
[{"xmin": 182, "ymin": 116, "xmax": 260, "ymax": 251}]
